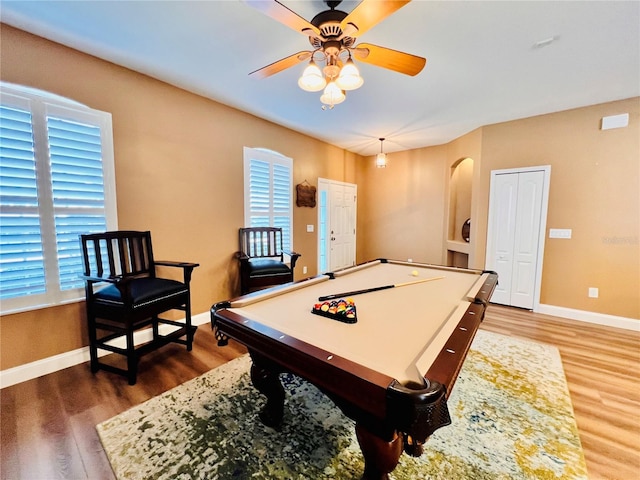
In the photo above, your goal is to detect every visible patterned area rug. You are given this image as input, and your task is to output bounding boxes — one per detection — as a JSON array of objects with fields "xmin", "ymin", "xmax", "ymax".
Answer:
[{"xmin": 97, "ymin": 330, "xmax": 588, "ymax": 479}]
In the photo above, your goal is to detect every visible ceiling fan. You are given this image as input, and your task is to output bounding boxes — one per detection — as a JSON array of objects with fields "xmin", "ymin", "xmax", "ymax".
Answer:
[{"xmin": 246, "ymin": 0, "xmax": 426, "ymax": 108}]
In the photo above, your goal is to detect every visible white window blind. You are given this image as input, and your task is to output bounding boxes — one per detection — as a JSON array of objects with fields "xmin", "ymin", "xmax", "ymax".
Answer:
[
  {"xmin": 243, "ymin": 147, "xmax": 293, "ymax": 251},
  {"xmin": 0, "ymin": 84, "xmax": 117, "ymax": 314}
]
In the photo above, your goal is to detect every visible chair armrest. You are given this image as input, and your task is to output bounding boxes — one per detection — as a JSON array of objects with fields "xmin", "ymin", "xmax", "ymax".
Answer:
[
  {"xmin": 79, "ymin": 273, "xmax": 138, "ymax": 304},
  {"xmin": 155, "ymin": 260, "xmax": 199, "ymax": 285},
  {"xmin": 79, "ymin": 273, "xmax": 121, "ymax": 284},
  {"xmin": 155, "ymin": 260, "xmax": 199, "ymax": 269},
  {"xmin": 235, "ymin": 251, "xmax": 250, "ymax": 261},
  {"xmin": 284, "ymin": 251, "xmax": 301, "ymax": 269}
]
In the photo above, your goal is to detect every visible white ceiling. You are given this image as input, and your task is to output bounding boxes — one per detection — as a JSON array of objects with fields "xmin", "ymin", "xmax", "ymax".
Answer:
[{"xmin": 2, "ymin": 0, "xmax": 639, "ymax": 156}]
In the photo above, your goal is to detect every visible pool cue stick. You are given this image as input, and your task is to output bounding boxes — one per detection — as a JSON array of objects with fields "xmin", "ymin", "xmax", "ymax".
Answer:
[{"xmin": 318, "ymin": 276, "xmax": 445, "ymax": 301}]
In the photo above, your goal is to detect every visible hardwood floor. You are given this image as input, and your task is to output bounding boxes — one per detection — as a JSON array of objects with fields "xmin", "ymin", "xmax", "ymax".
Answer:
[
  {"xmin": 481, "ymin": 306, "xmax": 640, "ymax": 480},
  {"xmin": 1, "ymin": 305, "xmax": 639, "ymax": 479}
]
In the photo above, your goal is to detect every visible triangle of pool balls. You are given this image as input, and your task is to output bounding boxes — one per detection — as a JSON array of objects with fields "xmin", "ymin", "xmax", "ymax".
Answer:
[{"xmin": 311, "ymin": 298, "xmax": 357, "ymax": 324}]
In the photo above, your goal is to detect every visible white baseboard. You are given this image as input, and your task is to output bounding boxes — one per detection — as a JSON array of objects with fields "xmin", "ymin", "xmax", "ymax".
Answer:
[
  {"xmin": 537, "ymin": 304, "xmax": 640, "ymax": 331},
  {"xmin": 0, "ymin": 311, "xmax": 211, "ymax": 389}
]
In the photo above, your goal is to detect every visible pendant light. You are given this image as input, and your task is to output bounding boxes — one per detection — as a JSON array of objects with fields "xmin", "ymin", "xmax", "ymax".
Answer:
[{"xmin": 376, "ymin": 138, "xmax": 387, "ymax": 168}]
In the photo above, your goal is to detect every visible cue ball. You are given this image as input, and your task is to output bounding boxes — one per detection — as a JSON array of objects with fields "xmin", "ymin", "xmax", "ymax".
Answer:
[{"xmin": 411, "ymin": 270, "xmax": 419, "ymax": 277}]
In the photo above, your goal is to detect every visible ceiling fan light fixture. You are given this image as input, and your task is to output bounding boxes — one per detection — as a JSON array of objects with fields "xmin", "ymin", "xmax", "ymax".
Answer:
[
  {"xmin": 247, "ymin": 0, "xmax": 426, "ymax": 109},
  {"xmin": 320, "ymin": 80, "xmax": 345, "ymax": 106},
  {"xmin": 335, "ymin": 58, "xmax": 363, "ymax": 91},
  {"xmin": 298, "ymin": 60, "xmax": 327, "ymax": 92}
]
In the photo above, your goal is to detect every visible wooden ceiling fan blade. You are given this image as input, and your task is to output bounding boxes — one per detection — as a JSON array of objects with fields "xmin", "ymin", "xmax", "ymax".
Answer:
[
  {"xmin": 249, "ymin": 51, "xmax": 311, "ymax": 79},
  {"xmin": 340, "ymin": 0, "xmax": 410, "ymax": 37},
  {"xmin": 353, "ymin": 43, "xmax": 426, "ymax": 76},
  {"xmin": 244, "ymin": 0, "xmax": 320, "ymax": 36}
]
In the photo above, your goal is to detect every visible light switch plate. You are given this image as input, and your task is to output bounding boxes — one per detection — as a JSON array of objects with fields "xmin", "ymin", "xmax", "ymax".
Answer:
[{"xmin": 306, "ymin": 224, "xmax": 314, "ymax": 233}]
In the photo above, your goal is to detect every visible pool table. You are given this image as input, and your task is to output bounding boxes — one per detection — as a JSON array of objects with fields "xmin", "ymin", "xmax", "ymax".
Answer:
[{"xmin": 211, "ymin": 259, "xmax": 498, "ymax": 480}]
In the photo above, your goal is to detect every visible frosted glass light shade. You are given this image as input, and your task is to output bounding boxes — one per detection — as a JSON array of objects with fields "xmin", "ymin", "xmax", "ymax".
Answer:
[
  {"xmin": 298, "ymin": 61, "xmax": 326, "ymax": 92},
  {"xmin": 335, "ymin": 59, "xmax": 364, "ymax": 91},
  {"xmin": 376, "ymin": 153, "xmax": 387, "ymax": 168},
  {"xmin": 320, "ymin": 81, "xmax": 346, "ymax": 106}
]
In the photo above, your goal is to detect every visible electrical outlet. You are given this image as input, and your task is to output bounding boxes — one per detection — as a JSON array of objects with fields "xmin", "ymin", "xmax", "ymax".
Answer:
[
  {"xmin": 303, "ymin": 266, "xmax": 308, "ymax": 274},
  {"xmin": 588, "ymin": 287, "xmax": 599, "ymax": 298}
]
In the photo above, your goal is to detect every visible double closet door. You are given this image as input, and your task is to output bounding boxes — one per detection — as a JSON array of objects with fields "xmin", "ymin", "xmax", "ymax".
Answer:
[{"xmin": 485, "ymin": 167, "xmax": 550, "ymax": 310}]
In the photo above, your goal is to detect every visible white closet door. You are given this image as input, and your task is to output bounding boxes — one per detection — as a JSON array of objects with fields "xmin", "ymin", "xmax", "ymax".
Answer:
[
  {"xmin": 487, "ymin": 173, "xmax": 519, "ymax": 306},
  {"xmin": 510, "ymin": 171, "xmax": 545, "ymax": 308},
  {"xmin": 486, "ymin": 169, "xmax": 546, "ymax": 309}
]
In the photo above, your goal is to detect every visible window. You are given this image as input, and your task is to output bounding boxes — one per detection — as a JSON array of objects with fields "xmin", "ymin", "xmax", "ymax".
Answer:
[
  {"xmin": 243, "ymin": 147, "xmax": 293, "ymax": 251},
  {"xmin": 0, "ymin": 83, "xmax": 117, "ymax": 314}
]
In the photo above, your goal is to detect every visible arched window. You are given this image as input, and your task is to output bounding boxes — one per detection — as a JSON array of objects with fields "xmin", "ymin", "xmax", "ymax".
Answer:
[
  {"xmin": 243, "ymin": 147, "xmax": 293, "ymax": 252},
  {"xmin": 0, "ymin": 82, "xmax": 117, "ymax": 313}
]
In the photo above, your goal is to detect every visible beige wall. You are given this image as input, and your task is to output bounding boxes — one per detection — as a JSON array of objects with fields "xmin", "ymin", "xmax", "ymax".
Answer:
[
  {"xmin": 478, "ymin": 98, "xmax": 639, "ymax": 318},
  {"xmin": 0, "ymin": 25, "xmax": 360, "ymax": 369},
  {"xmin": 1, "ymin": 24, "xmax": 638, "ymax": 372},
  {"xmin": 358, "ymin": 99, "xmax": 639, "ymax": 320},
  {"xmin": 356, "ymin": 144, "xmax": 449, "ymax": 264}
]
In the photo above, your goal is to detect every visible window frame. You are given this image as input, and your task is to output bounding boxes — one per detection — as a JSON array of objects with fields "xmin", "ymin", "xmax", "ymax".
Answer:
[
  {"xmin": 0, "ymin": 83, "xmax": 117, "ymax": 314},
  {"xmin": 243, "ymin": 147, "xmax": 293, "ymax": 252}
]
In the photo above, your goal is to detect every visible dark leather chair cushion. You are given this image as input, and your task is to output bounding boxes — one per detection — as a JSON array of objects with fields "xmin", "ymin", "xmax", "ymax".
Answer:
[
  {"xmin": 247, "ymin": 258, "xmax": 292, "ymax": 277},
  {"xmin": 94, "ymin": 277, "xmax": 188, "ymax": 308}
]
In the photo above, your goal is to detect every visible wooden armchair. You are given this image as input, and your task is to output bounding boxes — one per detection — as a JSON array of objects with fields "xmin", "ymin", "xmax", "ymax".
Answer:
[
  {"xmin": 237, "ymin": 227, "xmax": 300, "ymax": 295},
  {"xmin": 79, "ymin": 230, "xmax": 199, "ymax": 385}
]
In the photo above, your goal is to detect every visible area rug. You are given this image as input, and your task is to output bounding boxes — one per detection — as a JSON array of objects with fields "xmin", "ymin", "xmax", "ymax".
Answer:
[{"xmin": 97, "ymin": 330, "xmax": 588, "ymax": 479}]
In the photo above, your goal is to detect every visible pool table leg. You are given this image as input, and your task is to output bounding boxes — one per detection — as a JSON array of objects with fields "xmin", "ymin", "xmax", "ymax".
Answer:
[
  {"xmin": 249, "ymin": 352, "xmax": 285, "ymax": 429},
  {"xmin": 355, "ymin": 424, "xmax": 403, "ymax": 480}
]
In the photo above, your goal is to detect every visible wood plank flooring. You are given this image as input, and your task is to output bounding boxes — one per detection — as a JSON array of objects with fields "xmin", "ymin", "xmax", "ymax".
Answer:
[{"xmin": 1, "ymin": 305, "xmax": 639, "ymax": 479}]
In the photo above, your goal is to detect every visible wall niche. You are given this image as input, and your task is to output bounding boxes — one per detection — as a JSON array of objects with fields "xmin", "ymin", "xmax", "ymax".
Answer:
[{"xmin": 446, "ymin": 157, "xmax": 473, "ymax": 267}]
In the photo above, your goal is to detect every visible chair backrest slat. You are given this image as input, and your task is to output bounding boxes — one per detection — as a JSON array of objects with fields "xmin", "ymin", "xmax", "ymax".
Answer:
[
  {"xmin": 80, "ymin": 231, "xmax": 155, "ymax": 279},
  {"xmin": 95, "ymin": 238, "xmax": 104, "ymax": 277},
  {"xmin": 239, "ymin": 227, "xmax": 284, "ymax": 260}
]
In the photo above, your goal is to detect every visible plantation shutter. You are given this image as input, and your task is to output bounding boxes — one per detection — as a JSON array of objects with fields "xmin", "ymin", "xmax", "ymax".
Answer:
[
  {"xmin": 0, "ymin": 84, "xmax": 116, "ymax": 313},
  {"xmin": 272, "ymin": 163, "xmax": 292, "ymax": 251},
  {"xmin": 0, "ymin": 100, "xmax": 47, "ymax": 300},
  {"xmin": 248, "ymin": 158, "xmax": 270, "ymax": 228},
  {"xmin": 244, "ymin": 148, "xmax": 293, "ymax": 252},
  {"xmin": 47, "ymin": 114, "xmax": 108, "ymax": 291}
]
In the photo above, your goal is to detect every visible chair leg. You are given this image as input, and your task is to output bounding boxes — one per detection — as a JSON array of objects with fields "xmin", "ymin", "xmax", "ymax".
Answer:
[
  {"xmin": 87, "ymin": 313, "xmax": 99, "ymax": 374},
  {"xmin": 152, "ymin": 315, "xmax": 160, "ymax": 341},
  {"xmin": 126, "ymin": 329, "xmax": 137, "ymax": 385},
  {"xmin": 185, "ymin": 301, "xmax": 194, "ymax": 352}
]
